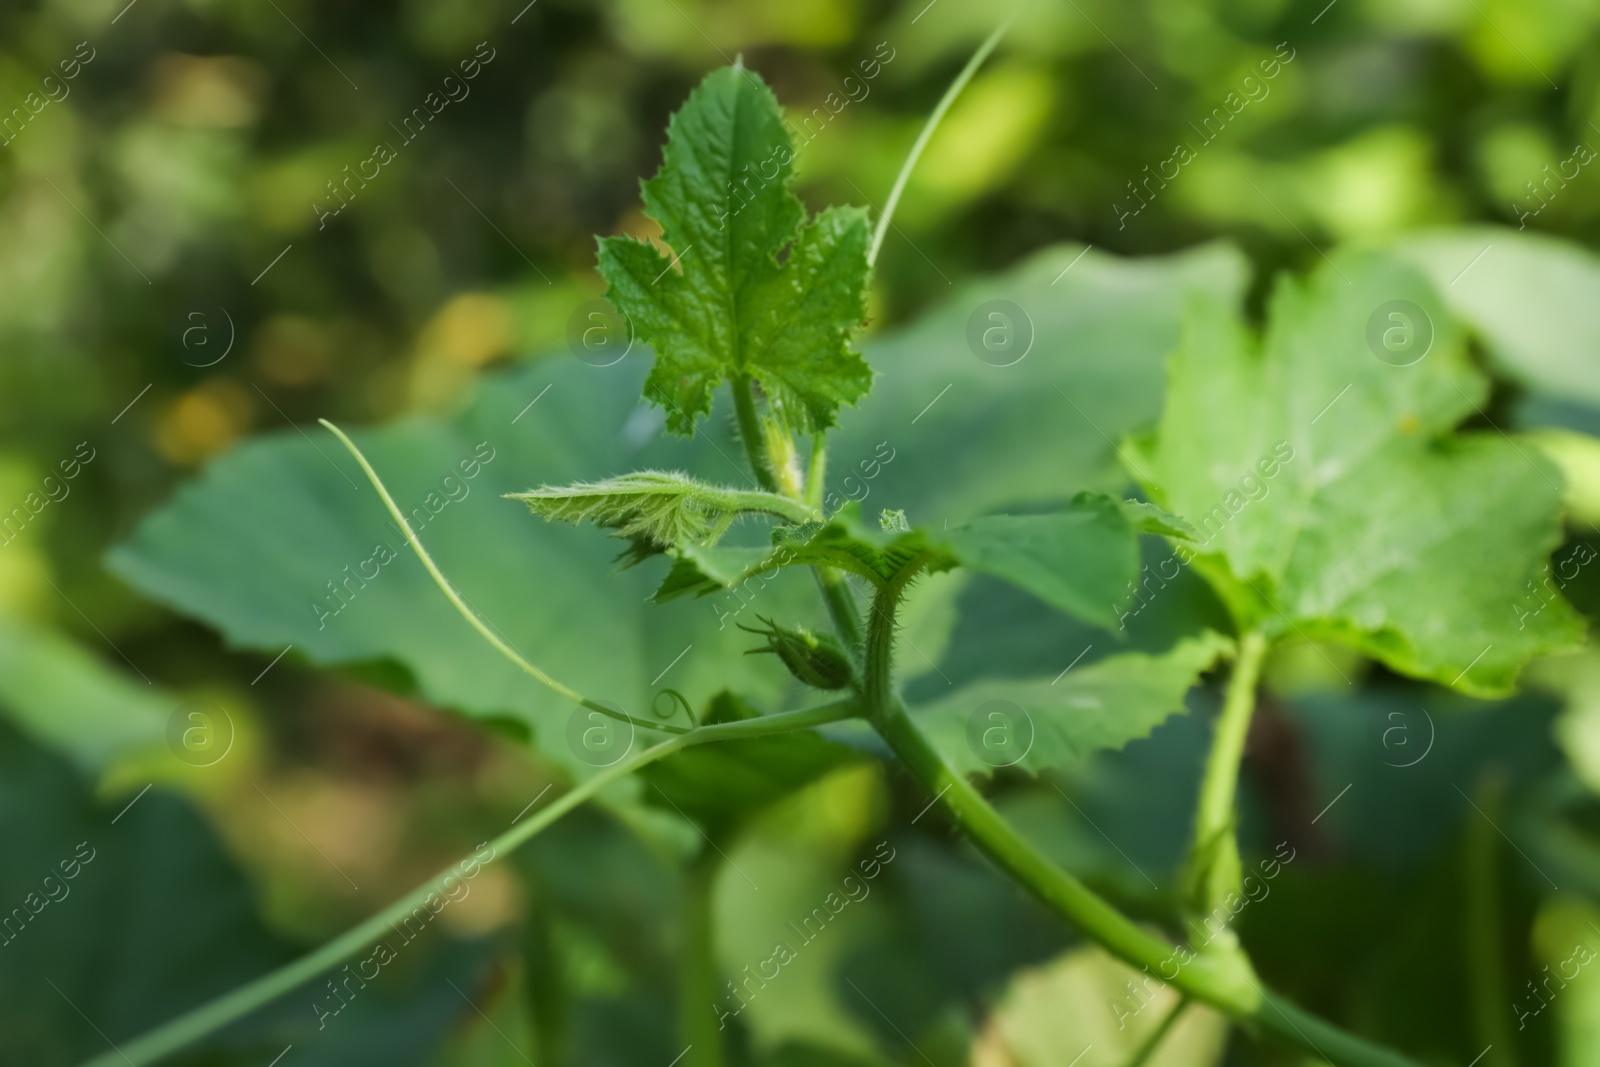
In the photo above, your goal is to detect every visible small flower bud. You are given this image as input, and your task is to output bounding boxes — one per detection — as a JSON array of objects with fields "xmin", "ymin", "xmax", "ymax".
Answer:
[{"xmin": 739, "ymin": 616, "xmax": 854, "ymax": 690}]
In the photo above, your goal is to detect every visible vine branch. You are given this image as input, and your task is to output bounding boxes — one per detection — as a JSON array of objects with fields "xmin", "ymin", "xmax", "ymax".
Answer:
[{"xmin": 859, "ymin": 579, "xmax": 1423, "ymax": 1067}]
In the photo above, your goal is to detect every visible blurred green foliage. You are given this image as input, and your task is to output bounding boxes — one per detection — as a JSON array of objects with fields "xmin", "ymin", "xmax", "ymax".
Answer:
[{"xmin": 8, "ymin": 0, "xmax": 1600, "ymax": 1064}]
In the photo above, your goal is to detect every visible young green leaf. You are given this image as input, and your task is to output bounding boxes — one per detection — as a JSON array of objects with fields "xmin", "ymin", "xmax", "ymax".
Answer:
[
  {"xmin": 655, "ymin": 494, "xmax": 1150, "ymax": 632},
  {"xmin": 1132, "ymin": 250, "xmax": 1583, "ymax": 696},
  {"xmin": 507, "ymin": 470, "xmax": 811, "ymax": 549},
  {"xmin": 596, "ymin": 65, "xmax": 873, "ymax": 435},
  {"xmin": 917, "ymin": 631, "xmax": 1232, "ymax": 778}
]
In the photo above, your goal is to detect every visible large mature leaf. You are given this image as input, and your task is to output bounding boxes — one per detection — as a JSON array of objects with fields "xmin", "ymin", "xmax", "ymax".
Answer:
[
  {"xmin": 108, "ymin": 358, "xmax": 824, "ymax": 773},
  {"xmin": 917, "ymin": 631, "xmax": 1230, "ymax": 778},
  {"xmin": 107, "ymin": 242, "xmax": 1245, "ymax": 769},
  {"xmin": 826, "ymin": 241, "xmax": 1249, "ymax": 524},
  {"xmin": 825, "ymin": 242, "xmax": 1245, "ymax": 696},
  {"xmin": 598, "ymin": 65, "xmax": 872, "ymax": 434},
  {"xmin": 1134, "ymin": 250, "xmax": 1582, "ymax": 696},
  {"xmin": 906, "ymin": 534, "xmax": 1234, "ymax": 708},
  {"xmin": 1393, "ymin": 227, "xmax": 1600, "ymax": 412}
]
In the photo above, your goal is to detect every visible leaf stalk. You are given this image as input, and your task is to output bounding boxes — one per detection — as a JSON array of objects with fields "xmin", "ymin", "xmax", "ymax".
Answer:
[
  {"xmin": 1186, "ymin": 629, "xmax": 1268, "ymax": 927},
  {"xmin": 730, "ymin": 374, "xmax": 779, "ymax": 494},
  {"xmin": 726, "ymin": 377, "xmax": 866, "ymax": 661}
]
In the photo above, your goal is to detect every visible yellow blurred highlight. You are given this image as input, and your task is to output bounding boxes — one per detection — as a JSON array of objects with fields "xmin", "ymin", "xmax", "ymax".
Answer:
[
  {"xmin": 426, "ymin": 292, "xmax": 514, "ymax": 366},
  {"xmin": 407, "ymin": 292, "xmax": 514, "ymax": 409},
  {"xmin": 1530, "ymin": 895, "xmax": 1600, "ymax": 1053},
  {"xmin": 440, "ymin": 864, "xmax": 521, "ymax": 937},
  {"xmin": 153, "ymin": 379, "xmax": 254, "ymax": 466},
  {"xmin": 250, "ymin": 151, "xmax": 350, "ymax": 234},
  {"xmin": 611, "ymin": 205, "xmax": 664, "ymax": 244},
  {"xmin": 147, "ymin": 54, "xmax": 266, "ymax": 128},
  {"xmin": 100, "ymin": 683, "xmax": 271, "ymax": 808},
  {"xmin": 253, "ymin": 775, "xmax": 402, "ymax": 886},
  {"xmin": 0, "ymin": 537, "xmax": 47, "ymax": 617}
]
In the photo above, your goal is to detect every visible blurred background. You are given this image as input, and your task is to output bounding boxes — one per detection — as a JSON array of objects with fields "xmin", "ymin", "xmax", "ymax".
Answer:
[{"xmin": 5, "ymin": 0, "xmax": 1600, "ymax": 1064}]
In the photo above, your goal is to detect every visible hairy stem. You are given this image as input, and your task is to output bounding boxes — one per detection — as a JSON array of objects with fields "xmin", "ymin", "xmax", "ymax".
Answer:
[
  {"xmin": 815, "ymin": 570, "xmax": 866, "ymax": 661},
  {"xmin": 876, "ymin": 705, "xmax": 1421, "ymax": 1066},
  {"xmin": 762, "ymin": 418, "xmax": 805, "ymax": 499},
  {"xmin": 873, "ymin": 703, "xmax": 1246, "ymax": 1002},
  {"xmin": 805, "ymin": 435, "xmax": 828, "ymax": 512},
  {"xmin": 730, "ymin": 374, "xmax": 778, "ymax": 494},
  {"xmin": 862, "ymin": 565, "xmax": 917, "ymax": 719},
  {"xmin": 1187, "ymin": 629, "xmax": 1268, "ymax": 922},
  {"xmin": 863, "ymin": 580, "xmax": 1239, "ymax": 995},
  {"xmin": 79, "ymin": 698, "xmax": 858, "ymax": 1067},
  {"xmin": 861, "ymin": 581, "xmax": 1421, "ymax": 1067},
  {"xmin": 704, "ymin": 486, "xmax": 817, "ymax": 525},
  {"xmin": 724, "ymin": 390, "xmax": 865, "ymax": 659}
]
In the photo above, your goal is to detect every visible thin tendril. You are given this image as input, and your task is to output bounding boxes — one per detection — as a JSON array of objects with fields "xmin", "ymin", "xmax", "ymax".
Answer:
[
  {"xmin": 321, "ymin": 419, "xmax": 615, "ymax": 716},
  {"xmin": 868, "ymin": 13, "xmax": 1016, "ymax": 267}
]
